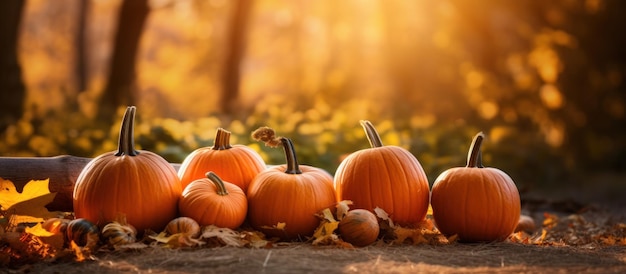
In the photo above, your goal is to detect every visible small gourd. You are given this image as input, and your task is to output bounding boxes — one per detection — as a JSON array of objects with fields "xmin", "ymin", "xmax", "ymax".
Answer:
[
  {"xmin": 338, "ymin": 209, "xmax": 380, "ymax": 247},
  {"xmin": 102, "ymin": 221, "xmax": 137, "ymax": 246},
  {"xmin": 66, "ymin": 218, "xmax": 99, "ymax": 248},
  {"xmin": 166, "ymin": 217, "xmax": 201, "ymax": 238}
]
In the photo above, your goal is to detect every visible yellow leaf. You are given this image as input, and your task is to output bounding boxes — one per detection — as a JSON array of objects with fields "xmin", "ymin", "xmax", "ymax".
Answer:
[
  {"xmin": 0, "ymin": 178, "xmax": 51, "ymax": 210},
  {"xmin": 312, "ymin": 219, "xmax": 339, "ymax": 245},
  {"xmin": 25, "ymin": 222, "xmax": 55, "ymax": 237},
  {"xmin": 4, "ymin": 193, "xmax": 60, "ymax": 220},
  {"xmin": 320, "ymin": 208, "xmax": 337, "ymax": 223}
]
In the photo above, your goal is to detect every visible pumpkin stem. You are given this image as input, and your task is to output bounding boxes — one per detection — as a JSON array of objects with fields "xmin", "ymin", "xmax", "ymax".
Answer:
[
  {"xmin": 360, "ymin": 120, "xmax": 384, "ymax": 148},
  {"xmin": 206, "ymin": 172, "xmax": 229, "ymax": 196},
  {"xmin": 280, "ymin": 137, "xmax": 302, "ymax": 175},
  {"xmin": 466, "ymin": 132, "xmax": 485, "ymax": 168},
  {"xmin": 212, "ymin": 128, "xmax": 233, "ymax": 150},
  {"xmin": 115, "ymin": 106, "xmax": 139, "ymax": 156}
]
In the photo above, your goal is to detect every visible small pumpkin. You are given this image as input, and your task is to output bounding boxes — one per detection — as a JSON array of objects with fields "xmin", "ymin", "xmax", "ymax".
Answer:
[
  {"xmin": 430, "ymin": 132, "xmax": 521, "ymax": 242},
  {"xmin": 334, "ymin": 120, "xmax": 430, "ymax": 227},
  {"xmin": 179, "ymin": 172, "xmax": 248, "ymax": 229},
  {"xmin": 42, "ymin": 218, "xmax": 69, "ymax": 235},
  {"xmin": 178, "ymin": 127, "xmax": 266, "ymax": 193},
  {"xmin": 166, "ymin": 217, "xmax": 201, "ymax": 238},
  {"xmin": 73, "ymin": 106, "xmax": 182, "ymax": 233},
  {"xmin": 102, "ymin": 221, "xmax": 137, "ymax": 246},
  {"xmin": 338, "ymin": 209, "xmax": 379, "ymax": 247},
  {"xmin": 66, "ymin": 218, "xmax": 99, "ymax": 248},
  {"xmin": 247, "ymin": 127, "xmax": 337, "ymax": 240}
]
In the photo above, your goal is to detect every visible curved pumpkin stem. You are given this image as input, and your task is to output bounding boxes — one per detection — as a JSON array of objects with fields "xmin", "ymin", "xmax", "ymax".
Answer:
[
  {"xmin": 212, "ymin": 128, "xmax": 233, "ymax": 150},
  {"xmin": 360, "ymin": 120, "xmax": 383, "ymax": 148},
  {"xmin": 206, "ymin": 172, "xmax": 229, "ymax": 196},
  {"xmin": 280, "ymin": 137, "xmax": 302, "ymax": 175},
  {"xmin": 466, "ymin": 132, "xmax": 485, "ymax": 168},
  {"xmin": 115, "ymin": 106, "xmax": 139, "ymax": 156}
]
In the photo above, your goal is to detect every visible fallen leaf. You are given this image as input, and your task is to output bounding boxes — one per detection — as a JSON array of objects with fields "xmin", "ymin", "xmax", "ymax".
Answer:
[
  {"xmin": 24, "ymin": 223, "xmax": 54, "ymax": 237},
  {"xmin": 374, "ymin": 207, "xmax": 395, "ymax": 228},
  {"xmin": 336, "ymin": 200, "xmax": 353, "ymax": 221},
  {"xmin": 201, "ymin": 225, "xmax": 244, "ymax": 247},
  {"xmin": 312, "ymin": 208, "xmax": 340, "ymax": 245},
  {"xmin": 0, "ymin": 178, "xmax": 51, "ymax": 210}
]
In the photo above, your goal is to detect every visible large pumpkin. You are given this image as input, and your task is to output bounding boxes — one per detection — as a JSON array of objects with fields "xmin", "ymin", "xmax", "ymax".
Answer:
[
  {"xmin": 334, "ymin": 120, "xmax": 430, "ymax": 227},
  {"xmin": 179, "ymin": 171, "xmax": 248, "ymax": 229},
  {"xmin": 178, "ymin": 127, "xmax": 266, "ymax": 193},
  {"xmin": 247, "ymin": 127, "xmax": 336, "ymax": 240},
  {"xmin": 73, "ymin": 106, "xmax": 182, "ymax": 233},
  {"xmin": 430, "ymin": 132, "xmax": 521, "ymax": 242}
]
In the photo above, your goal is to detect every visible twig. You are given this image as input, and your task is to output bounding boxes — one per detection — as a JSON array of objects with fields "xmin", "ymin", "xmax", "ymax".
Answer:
[{"xmin": 263, "ymin": 250, "xmax": 272, "ymax": 267}]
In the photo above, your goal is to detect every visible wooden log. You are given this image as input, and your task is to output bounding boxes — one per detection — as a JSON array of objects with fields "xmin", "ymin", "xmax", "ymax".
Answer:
[{"xmin": 0, "ymin": 155, "xmax": 180, "ymax": 212}]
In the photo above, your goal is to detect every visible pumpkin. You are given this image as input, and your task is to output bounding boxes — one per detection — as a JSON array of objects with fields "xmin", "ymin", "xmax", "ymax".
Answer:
[
  {"xmin": 178, "ymin": 127, "xmax": 266, "ymax": 193},
  {"xmin": 338, "ymin": 209, "xmax": 380, "ymax": 247},
  {"xmin": 102, "ymin": 218, "xmax": 137, "ymax": 246},
  {"xmin": 73, "ymin": 106, "xmax": 182, "ymax": 233},
  {"xmin": 66, "ymin": 218, "xmax": 99, "ymax": 248},
  {"xmin": 179, "ymin": 172, "xmax": 248, "ymax": 229},
  {"xmin": 430, "ymin": 132, "xmax": 521, "ymax": 242},
  {"xmin": 247, "ymin": 127, "xmax": 337, "ymax": 240},
  {"xmin": 42, "ymin": 218, "xmax": 69, "ymax": 235},
  {"xmin": 515, "ymin": 215, "xmax": 536, "ymax": 234},
  {"xmin": 333, "ymin": 120, "xmax": 430, "ymax": 227},
  {"xmin": 166, "ymin": 217, "xmax": 201, "ymax": 238}
]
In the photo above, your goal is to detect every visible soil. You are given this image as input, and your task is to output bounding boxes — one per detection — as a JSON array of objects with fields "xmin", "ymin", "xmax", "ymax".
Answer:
[{"xmin": 14, "ymin": 242, "xmax": 626, "ymax": 274}]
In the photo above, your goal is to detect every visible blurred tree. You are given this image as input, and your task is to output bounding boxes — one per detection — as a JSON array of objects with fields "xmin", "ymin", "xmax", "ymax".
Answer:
[
  {"xmin": 98, "ymin": 0, "xmax": 149, "ymax": 124},
  {"xmin": 221, "ymin": 0, "xmax": 253, "ymax": 115},
  {"xmin": 0, "ymin": 0, "xmax": 26, "ymax": 132},
  {"xmin": 75, "ymin": 0, "xmax": 89, "ymax": 95}
]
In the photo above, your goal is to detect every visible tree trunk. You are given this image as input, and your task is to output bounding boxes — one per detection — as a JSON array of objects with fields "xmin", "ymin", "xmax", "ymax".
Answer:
[
  {"xmin": 98, "ymin": 0, "xmax": 149, "ymax": 123},
  {"xmin": 221, "ymin": 0, "xmax": 253, "ymax": 115},
  {"xmin": 0, "ymin": 156, "xmax": 180, "ymax": 212},
  {"xmin": 75, "ymin": 0, "xmax": 90, "ymax": 94},
  {"xmin": 0, "ymin": 0, "xmax": 26, "ymax": 132}
]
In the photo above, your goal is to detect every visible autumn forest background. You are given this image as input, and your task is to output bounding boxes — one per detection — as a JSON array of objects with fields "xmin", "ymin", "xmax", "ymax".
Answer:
[{"xmin": 1, "ymin": 0, "xmax": 624, "ymax": 202}]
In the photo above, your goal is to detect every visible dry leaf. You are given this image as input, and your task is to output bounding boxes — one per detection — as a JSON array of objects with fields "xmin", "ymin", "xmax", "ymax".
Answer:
[
  {"xmin": 149, "ymin": 231, "xmax": 204, "ymax": 248},
  {"xmin": 240, "ymin": 230, "xmax": 271, "ymax": 248},
  {"xmin": 24, "ymin": 223, "xmax": 55, "ymax": 237},
  {"xmin": 0, "ymin": 178, "xmax": 60, "ymax": 225},
  {"xmin": 374, "ymin": 207, "xmax": 395, "ymax": 228},
  {"xmin": 0, "ymin": 178, "xmax": 51, "ymax": 210},
  {"xmin": 261, "ymin": 222, "xmax": 286, "ymax": 231},
  {"xmin": 336, "ymin": 200, "xmax": 353, "ymax": 221},
  {"xmin": 201, "ymin": 225, "xmax": 244, "ymax": 247},
  {"xmin": 312, "ymin": 208, "xmax": 340, "ymax": 245}
]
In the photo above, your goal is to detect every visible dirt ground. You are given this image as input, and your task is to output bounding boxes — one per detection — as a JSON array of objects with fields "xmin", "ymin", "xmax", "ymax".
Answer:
[{"xmin": 13, "ymin": 242, "xmax": 625, "ymax": 274}]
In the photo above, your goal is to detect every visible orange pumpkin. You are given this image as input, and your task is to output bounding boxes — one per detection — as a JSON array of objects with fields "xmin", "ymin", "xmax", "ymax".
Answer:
[
  {"xmin": 334, "ymin": 120, "xmax": 430, "ymax": 227},
  {"xmin": 247, "ymin": 127, "xmax": 337, "ymax": 240},
  {"xmin": 179, "ymin": 172, "xmax": 248, "ymax": 229},
  {"xmin": 430, "ymin": 132, "xmax": 521, "ymax": 242},
  {"xmin": 178, "ymin": 127, "xmax": 266, "ymax": 193},
  {"xmin": 338, "ymin": 209, "xmax": 380, "ymax": 247},
  {"xmin": 73, "ymin": 106, "xmax": 182, "ymax": 233}
]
